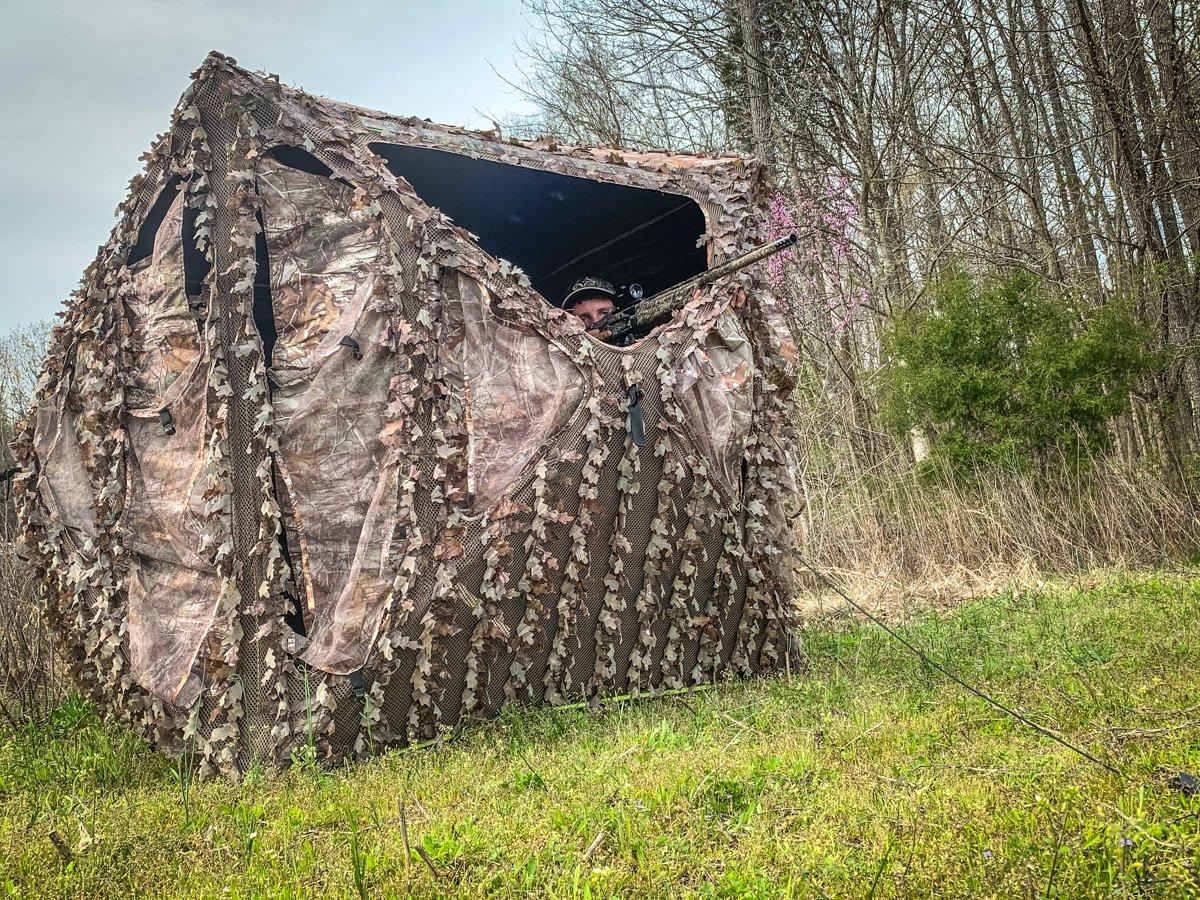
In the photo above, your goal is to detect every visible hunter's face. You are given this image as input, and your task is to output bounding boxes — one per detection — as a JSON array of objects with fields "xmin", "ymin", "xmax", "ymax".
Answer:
[{"xmin": 568, "ymin": 295, "xmax": 615, "ymax": 333}]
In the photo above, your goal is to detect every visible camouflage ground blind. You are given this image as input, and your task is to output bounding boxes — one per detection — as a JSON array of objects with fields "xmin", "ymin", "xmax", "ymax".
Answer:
[{"xmin": 12, "ymin": 53, "xmax": 803, "ymax": 775}]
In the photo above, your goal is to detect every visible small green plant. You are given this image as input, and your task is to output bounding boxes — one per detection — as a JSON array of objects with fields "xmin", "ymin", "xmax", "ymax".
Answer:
[
  {"xmin": 228, "ymin": 802, "xmax": 265, "ymax": 869},
  {"xmin": 510, "ymin": 767, "xmax": 546, "ymax": 792},
  {"xmin": 347, "ymin": 819, "xmax": 370, "ymax": 900}
]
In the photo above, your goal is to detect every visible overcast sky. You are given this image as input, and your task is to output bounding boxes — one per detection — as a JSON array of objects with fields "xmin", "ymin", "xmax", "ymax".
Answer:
[{"xmin": 0, "ymin": 0, "xmax": 534, "ymax": 334}]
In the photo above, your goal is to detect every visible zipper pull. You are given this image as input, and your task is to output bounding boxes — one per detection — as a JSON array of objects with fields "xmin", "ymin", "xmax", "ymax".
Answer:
[
  {"xmin": 626, "ymin": 384, "xmax": 646, "ymax": 447},
  {"xmin": 338, "ymin": 335, "xmax": 363, "ymax": 360}
]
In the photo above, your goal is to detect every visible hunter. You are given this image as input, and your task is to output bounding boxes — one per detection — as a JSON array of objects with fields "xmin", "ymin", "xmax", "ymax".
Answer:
[{"xmin": 560, "ymin": 276, "xmax": 618, "ymax": 341}]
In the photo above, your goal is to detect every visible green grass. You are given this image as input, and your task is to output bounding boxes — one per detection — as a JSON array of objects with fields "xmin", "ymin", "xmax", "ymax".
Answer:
[{"xmin": 2, "ymin": 570, "xmax": 1199, "ymax": 898}]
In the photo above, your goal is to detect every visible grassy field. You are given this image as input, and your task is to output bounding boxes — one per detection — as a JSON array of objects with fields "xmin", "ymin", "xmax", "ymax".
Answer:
[{"xmin": 1, "ymin": 571, "xmax": 1198, "ymax": 898}]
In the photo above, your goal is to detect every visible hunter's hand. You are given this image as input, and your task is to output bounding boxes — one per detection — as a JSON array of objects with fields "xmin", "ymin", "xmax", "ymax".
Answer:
[{"xmin": 585, "ymin": 314, "xmax": 614, "ymax": 342}]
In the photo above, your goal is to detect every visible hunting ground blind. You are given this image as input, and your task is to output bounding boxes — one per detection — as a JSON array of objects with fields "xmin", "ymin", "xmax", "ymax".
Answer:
[{"xmin": 13, "ymin": 53, "xmax": 803, "ymax": 774}]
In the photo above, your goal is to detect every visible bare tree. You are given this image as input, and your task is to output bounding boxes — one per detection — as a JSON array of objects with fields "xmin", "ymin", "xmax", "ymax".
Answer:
[
  {"xmin": 512, "ymin": 0, "xmax": 1200, "ymax": 470},
  {"xmin": 0, "ymin": 320, "xmax": 61, "ymax": 726}
]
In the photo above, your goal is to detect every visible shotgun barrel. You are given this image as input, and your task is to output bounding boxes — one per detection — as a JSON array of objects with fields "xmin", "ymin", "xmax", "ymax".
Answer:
[{"xmin": 595, "ymin": 232, "xmax": 797, "ymax": 341}]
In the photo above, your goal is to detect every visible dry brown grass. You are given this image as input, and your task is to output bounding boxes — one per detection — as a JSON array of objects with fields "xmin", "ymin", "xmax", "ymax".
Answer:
[
  {"xmin": 0, "ymin": 320, "xmax": 63, "ymax": 725},
  {"xmin": 794, "ymin": 455, "xmax": 1199, "ymax": 618},
  {"xmin": 0, "ymin": 523, "xmax": 65, "ymax": 727}
]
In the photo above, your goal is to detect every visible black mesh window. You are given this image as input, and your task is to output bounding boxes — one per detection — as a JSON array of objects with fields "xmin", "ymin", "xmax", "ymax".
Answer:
[{"xmin": 368, "ymin": 142, "xmax": 708, "ymax": 305}]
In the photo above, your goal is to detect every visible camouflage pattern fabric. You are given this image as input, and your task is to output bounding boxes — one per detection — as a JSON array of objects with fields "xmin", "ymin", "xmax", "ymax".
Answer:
[
  {"xmin": 449, "ymin": 274, "xmax": 585, "ymax": 511},
  {"xmin": 124, "ymin": 190, "xmax": 204, "ymax": 408},
  {"xmin": 675, "ymin": 313, "xmax": 756, "ymax": 496}
]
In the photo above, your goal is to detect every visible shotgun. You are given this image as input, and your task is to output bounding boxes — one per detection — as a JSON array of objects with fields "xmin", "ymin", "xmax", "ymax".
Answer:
[{"xmin": 591, "ymin": 233, "xmax": 797, "ymax": 342}]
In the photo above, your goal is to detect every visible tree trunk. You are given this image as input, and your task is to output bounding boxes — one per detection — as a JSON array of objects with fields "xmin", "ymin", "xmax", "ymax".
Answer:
[
  {"xmin": 1030, "ymin": 0, "xmax": 1103, "ymax": 282},
  {"xmin": 739, "ymin": 0, "xmax": 777, "ymax": 171}
]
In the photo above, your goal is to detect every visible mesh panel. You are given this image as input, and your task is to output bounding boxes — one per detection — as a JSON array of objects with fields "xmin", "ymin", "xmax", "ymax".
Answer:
[
  {"xmin": 327, "ymin": 677, "xmax": 364, "ymax": 757},
  {"xmin": 196, "ymin": 78, "xmax": 276, "ymax": 767},
  {"xmin": 130, "ymin": 147, "xmax": 173, "ymax": 216}
]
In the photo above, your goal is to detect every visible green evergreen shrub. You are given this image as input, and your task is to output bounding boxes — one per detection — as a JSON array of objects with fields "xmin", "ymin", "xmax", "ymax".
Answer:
[{"xmin": 879, "ymin": 271, "xmax": 1156, "ymax": 471}]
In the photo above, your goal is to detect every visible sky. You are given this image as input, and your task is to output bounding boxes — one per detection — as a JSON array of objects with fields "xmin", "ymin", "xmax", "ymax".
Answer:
[{"xmin": 0, "ymin": 0, "xmax": 536, "ymax": 333}]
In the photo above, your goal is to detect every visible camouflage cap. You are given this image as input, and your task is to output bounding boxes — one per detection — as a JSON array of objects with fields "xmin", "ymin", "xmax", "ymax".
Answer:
[{"xmin": 561, "ymin": 276, "xmax": 617, "ymax": 308}]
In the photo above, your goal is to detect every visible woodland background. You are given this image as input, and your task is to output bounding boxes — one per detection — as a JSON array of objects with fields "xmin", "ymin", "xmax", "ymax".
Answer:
[
  {"xmin": 2, "ymin": 0, "xmax": 1199, "ymax": 716},
  {"xmin": 504, "ymin": 0, "xmax": 1200, "ymax": 593}
]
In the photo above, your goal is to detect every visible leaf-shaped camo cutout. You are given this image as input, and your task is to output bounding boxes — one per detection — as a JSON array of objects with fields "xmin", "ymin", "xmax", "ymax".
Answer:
[
  {"xmin": 450, "ymin": 273, "xmax": 584, "ymax": 511},
  {"xmin": 124, "ymin": 189, "xmax": 203, "ymax": 410},
  {"xmin": 123, "ymin": 362, "xmax": 220, "ymax": 706},
  {"xmin": 675, "ymin": 312, "xmax": 756, "ymax": 496}
]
